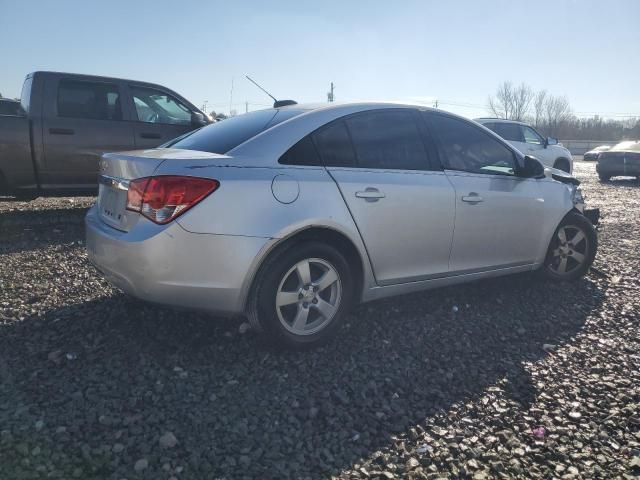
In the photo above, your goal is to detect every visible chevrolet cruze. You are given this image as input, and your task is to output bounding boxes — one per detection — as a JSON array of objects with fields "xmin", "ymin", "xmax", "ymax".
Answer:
[{"xmin": 86, "ymin": 103, "xmax": 597, "ymax": 348}]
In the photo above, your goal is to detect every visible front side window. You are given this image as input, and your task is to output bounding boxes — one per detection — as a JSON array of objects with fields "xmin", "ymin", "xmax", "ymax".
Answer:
[
  {"xmin": 521, "ymin": 125, "xmax": 544, "ymax": 145},
  {"xmin": 429, "ymin": 114, "xmax": 517, "ymax": 176},
  {"xmin": 131, "ymin": 86, "xmax": 191, "ymax": 125},
  {"xmin": 346, "ymin": 110, "xmax": 428, "ymax": 170},
  {"xmin": 313, "ymin": 121, "xmax": 356, "ymax": 167},
  {"xmin": 489, "ymin": 122, "xmax": 524, "ymax": 142},
  {"xmin": 57, "ymin": 80, "xmax": 121, "ymax": 120}
]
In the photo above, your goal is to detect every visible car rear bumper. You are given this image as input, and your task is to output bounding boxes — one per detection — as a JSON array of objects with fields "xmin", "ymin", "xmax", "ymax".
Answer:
[
  {"xmin": 85, "ymin": 206, "xmax": 272, "ymax": 315},
  {"xmin": 597, "ymin": 160, "xmax": 640, "ymax": 177}
]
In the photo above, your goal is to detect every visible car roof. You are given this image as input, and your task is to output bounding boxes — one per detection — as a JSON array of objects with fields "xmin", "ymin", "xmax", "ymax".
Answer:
[{"xmin": 474, "ymin": 117, "xmax": 532, "ymax": 126}]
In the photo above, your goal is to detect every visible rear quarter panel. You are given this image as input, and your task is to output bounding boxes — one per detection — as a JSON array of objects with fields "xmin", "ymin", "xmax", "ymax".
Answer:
[{"xmin": 155, "ymin": 159, "xmax": 377, "ymax": 292}]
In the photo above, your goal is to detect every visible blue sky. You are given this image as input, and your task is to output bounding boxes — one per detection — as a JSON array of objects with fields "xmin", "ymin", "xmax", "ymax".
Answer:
[{"xmin": 1, "ymin": 0, "xmax": 638, "ymax": 119}]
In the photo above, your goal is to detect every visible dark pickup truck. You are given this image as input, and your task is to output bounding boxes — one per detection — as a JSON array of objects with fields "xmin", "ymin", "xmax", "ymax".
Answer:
[{"xmin": 0, "ymin": 71, "xmax": 209, "ymax": 198}]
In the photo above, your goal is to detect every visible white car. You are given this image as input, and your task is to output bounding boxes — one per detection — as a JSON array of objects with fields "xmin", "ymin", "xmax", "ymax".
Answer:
[{"xmin": 475, "ymin": 118, "xmax": 573, "ymax": 173}]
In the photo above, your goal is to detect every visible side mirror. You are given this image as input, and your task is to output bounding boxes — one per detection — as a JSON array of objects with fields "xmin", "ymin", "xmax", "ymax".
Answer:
[
  {"xmin": 518, "ymin": 155, "xmax": 545, "ymax": 178},
  {"xmin": 546, "ymin": 137, "xmax": 558, "ymax": 146},
  {"xmin": 191, "ymin": 112, "xmax": 208, "ymax": 127}
]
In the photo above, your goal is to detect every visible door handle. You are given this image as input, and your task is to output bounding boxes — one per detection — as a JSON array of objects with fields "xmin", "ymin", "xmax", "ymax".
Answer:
[
  {"xmin": 49, "ymin": 128, "xmax": 75, "ymax": 135},
  {"xmin": 355, "ymin": 188, "xmax": 385, "ymax": 202},
  {"xmin": 140, "ymin": 132, "xmax": 162, "ymax": 139},
  {"xmin": 461, "ymin": 193, "xmax": 483, "ymax": 204}
]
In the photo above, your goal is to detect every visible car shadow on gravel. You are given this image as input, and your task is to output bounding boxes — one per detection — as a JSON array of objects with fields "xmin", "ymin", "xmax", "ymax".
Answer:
[{"xmin": 0, "ymin": 273, "xmax": 605, "ymax": 478}]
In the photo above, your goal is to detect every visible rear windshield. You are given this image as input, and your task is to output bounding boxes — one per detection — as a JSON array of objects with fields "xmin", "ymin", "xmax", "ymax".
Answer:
[{"xmin": 168, "ymin": 108, "xmax": 304, "ymax": 154}]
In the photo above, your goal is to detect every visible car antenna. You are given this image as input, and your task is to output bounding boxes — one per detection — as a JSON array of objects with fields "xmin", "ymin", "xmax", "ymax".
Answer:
[{"xmin": 245, "ymin": 75, "xmax": 297, "ymax": 108}]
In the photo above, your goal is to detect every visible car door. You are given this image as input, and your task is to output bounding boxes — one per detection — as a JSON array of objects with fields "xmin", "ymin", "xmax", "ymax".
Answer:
[
  {"xmin": 129, "ymin": 85, "xmax": 198, "ymax": 148},
  {"xmin": 426, "ymin": 112, "xmax": 545, "ymax": 273},
  {"xmin": 41, "ymin": 77, "xmax": 134, "ymax": 188},
  {"xmin": 520, "ymin": 125, "xmax": 551, "ymax": 166},
  {"xmin": 316, "ymin": 109, "xmax": 456, "ymax": 285}
]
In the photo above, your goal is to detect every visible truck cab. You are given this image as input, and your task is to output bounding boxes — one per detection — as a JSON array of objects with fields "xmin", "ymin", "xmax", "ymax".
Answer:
[{"xmin": 0, "ymin": 71, "xmax": 208, "ymax": 197}]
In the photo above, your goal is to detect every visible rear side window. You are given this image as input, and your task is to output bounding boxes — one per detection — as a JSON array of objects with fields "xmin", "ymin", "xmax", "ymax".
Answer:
[
  {"xmin": 57, "ymin": 80, "xmax": 121, "ymax": 121},
  {"xmin": 488, "ymin": 122, "xmax": 524, "ymax": 142},
  {"xmin": 429, "ymin": 114, "xmax": 517, "ymax": 176},
  {"xmin": 170, "ymin": 109, "xmax": 303, "ymax": 154},
  {"xmin": 346, "ymin": 110, "xmax": 428, "ymax": 170},
  {"xmin": 279, "ymin": 136, "xmax": 321, "ymax": 166},
  {"xmin": 20, "ymin": 76, "xmax": 33, "ymax": 114},
  {"xmin": 313, "ymin": 121, "xmax": 356, "ymax": 167}
]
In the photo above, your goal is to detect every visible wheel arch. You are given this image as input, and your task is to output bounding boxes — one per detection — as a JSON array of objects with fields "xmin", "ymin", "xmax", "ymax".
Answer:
[
  {"xmin": 243, "ymin": 225, "xmax": 368, "ymax": 315},
  {"xmin": 553, "ymin": 157, "xmax": 571, "ymax": 173}
]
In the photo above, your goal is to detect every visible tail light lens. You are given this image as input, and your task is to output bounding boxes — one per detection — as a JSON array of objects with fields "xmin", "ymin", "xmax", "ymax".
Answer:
[{"xmin": 126, "ymin": 176, "xmax": 219, "ymax": 224}]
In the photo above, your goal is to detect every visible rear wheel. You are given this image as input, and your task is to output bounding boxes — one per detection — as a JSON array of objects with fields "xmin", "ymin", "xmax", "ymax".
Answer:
[
  {"xmin": 251, "ymin": 241, "xmax": 353, "ymax": 349},
  {"xmin": 541, "ymin": 212, "xmax": 597, "ymax": 281}
]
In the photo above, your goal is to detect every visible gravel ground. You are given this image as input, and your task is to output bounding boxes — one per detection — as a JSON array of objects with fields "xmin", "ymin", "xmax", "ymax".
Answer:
[{"xmin": 0, "ymin": 162, "xmax": 638, "ymax": 479}]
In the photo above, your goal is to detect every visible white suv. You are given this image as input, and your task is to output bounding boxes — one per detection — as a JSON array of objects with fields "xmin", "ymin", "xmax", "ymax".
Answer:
[{"xmin": 475, "ymin": 118, "xmax": 573, "ymax": 173}]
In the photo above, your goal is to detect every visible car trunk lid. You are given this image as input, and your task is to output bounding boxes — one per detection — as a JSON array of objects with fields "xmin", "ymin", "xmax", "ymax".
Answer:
[{"xmin": 97, "ymin": 148, "xmax": 231, "ymax": 231}]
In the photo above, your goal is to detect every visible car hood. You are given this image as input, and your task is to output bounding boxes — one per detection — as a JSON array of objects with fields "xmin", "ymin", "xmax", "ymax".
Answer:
[{"xmin": 544, "ymin": 166, "xmax": 580, "ymax": 185}]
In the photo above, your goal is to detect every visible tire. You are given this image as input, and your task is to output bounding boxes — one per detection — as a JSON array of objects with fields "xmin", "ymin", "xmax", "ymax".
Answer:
[
  {"xmin": 251, "ymin": 241, "xmax": 354, "ymax": 349},
  {"xmin": 598, "ymin": 173, "xmax": 611, "ymax": 182},
  {"xmin": 554, "ymin": 159, "xmax": 571, "ymax": 173},
  {"xmin": 541, "ymin": 212, "xmax": 597, "ymax": 281}
]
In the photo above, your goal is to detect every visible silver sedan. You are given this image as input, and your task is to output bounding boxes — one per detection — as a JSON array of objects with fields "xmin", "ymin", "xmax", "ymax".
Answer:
[{"xmin": 86, "ymin": 103, "xmax": 597, "ymax": 348}]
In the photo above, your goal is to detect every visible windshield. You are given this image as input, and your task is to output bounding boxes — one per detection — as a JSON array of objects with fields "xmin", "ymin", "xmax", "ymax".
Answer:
[{"xmin": 168, "ymin": 108, "xmax": 304, "ymax": 154}]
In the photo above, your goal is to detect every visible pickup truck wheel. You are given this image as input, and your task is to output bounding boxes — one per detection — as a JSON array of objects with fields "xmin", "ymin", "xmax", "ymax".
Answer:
[
  {"xmin": 541, "ymin": 212, "xmax": 597, "ymax": 282},
  {"xmin": 598, "ymin": 173, "xmax": 611, "ymax": 182},
  {"xmin": 252, "ymin": 241, "xmax": 353, "ymax": 349}
]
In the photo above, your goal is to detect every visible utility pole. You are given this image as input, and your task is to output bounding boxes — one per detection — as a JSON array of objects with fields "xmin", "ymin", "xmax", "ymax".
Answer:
[
  {"xmin": 202, "ymin": 100, "xmax": 208, "ymax": 114},
  {"xmin": 434, "ymin": 99, "xmax": 439, "ymax": 108},
  {"xmin": 245, "ymin": 101, "xmax": 249, "ymax": 114},
  {"xmin": 229, "ymin": 78, "xmax": 234, "ymax": 116},
  {"xmin": 327, "ymin": 82, "xmax": 335, "ymax": 102}
]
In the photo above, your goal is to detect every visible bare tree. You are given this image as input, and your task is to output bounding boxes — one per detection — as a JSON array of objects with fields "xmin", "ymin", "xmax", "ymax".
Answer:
[
  {"xmin": 487, "ymin": 82, "xmax": 533, "ymax": 121},
  {"xmin": 533, "ymin": 90, "xmax": 547, "ymax": 128},
  {"xmin": 487, "ymin": 81, "xmax": 514, "ymax": 119},
  {"xmin": 544, "ymin": 95, "xmax": 572, "ymax": 136}
]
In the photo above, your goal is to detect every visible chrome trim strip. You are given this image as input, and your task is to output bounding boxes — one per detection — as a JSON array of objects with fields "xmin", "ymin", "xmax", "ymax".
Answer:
[{"xmin": 99, "ymin": 174, "xmax": 129, "ymax": 191}]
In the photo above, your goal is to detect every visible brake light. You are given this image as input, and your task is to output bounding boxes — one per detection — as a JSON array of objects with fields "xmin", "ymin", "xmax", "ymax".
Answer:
[{"xmin": 126, "ymin": 176, "xmax": 219, "ymax": 224}]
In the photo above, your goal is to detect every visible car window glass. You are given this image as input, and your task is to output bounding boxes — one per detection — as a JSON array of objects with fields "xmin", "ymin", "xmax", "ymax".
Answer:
[
  {"xmin": 489, "ymin": 122, "xmax": 524, "ymax": 142},
  {"xmin": 57, "ymin": 80, "xmax": 121, "ymax": 121},
  {"xmin": 430, "ymin": 114, "xmax": 516, "ymax": 176},
  {"xmin": 279, "ymin": 135, "xmax": 322, "ymax": 166},
  {"xmin": 346, "ymin": 110, "xmax": 428, "ymax": 170},
  {"xmin": 131, "ymin": 86, "xmax": 191, "ymax": 125},
  {"xmin": 169, "ymin": 108, "xmax": 305, "ymax": 154},
  {"xmin": 313, "ymin": 121, "xmax": 356, "ymax": 167},
  {"xmin": 522, "ymin": 125, "xmax": 544, "ymax": 145}
]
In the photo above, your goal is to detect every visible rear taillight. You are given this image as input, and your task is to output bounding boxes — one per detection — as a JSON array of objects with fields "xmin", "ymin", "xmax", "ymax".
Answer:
[{"xmin": 126, "ymin": 176, "xmax": 219, "ymax": 224}]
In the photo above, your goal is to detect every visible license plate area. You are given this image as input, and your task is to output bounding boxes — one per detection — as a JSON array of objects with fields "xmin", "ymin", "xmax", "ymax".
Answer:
[{"xmin": 98, "ymin": 176, "xmax": 129, "ymax": 230}]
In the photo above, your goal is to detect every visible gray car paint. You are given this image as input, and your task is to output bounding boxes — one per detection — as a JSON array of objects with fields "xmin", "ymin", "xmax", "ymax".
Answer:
[{"xmin": 86, "ymin": 103, "xmax": 578, "ymax": 316}]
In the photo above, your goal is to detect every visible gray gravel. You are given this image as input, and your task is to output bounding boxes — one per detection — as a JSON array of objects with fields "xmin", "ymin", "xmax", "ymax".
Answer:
[{"xmin": 1, "ymin": 163, "xmax": 639, "ymax": 479}]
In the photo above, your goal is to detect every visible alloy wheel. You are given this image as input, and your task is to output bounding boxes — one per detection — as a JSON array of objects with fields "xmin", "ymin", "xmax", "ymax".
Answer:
[
  {"xmin": 275, "ymin": 258, "xmax": 342, "ymax": 336},
  {"xmin": 547, "ymin": 225, "xmax": 590, "ymax": 276}
]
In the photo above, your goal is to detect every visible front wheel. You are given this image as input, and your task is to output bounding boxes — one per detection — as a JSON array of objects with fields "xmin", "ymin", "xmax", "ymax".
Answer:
[
  {"xmin": 541, "ymin": 212, "xmax": 597, "ymax": 281},
  {"xmin": 251, "ymin": 241, "xmax": 353, "ymax": 349},
  {"xmin": 598, "ymin": 173, "xmax": 611, "ymax": 182}
]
